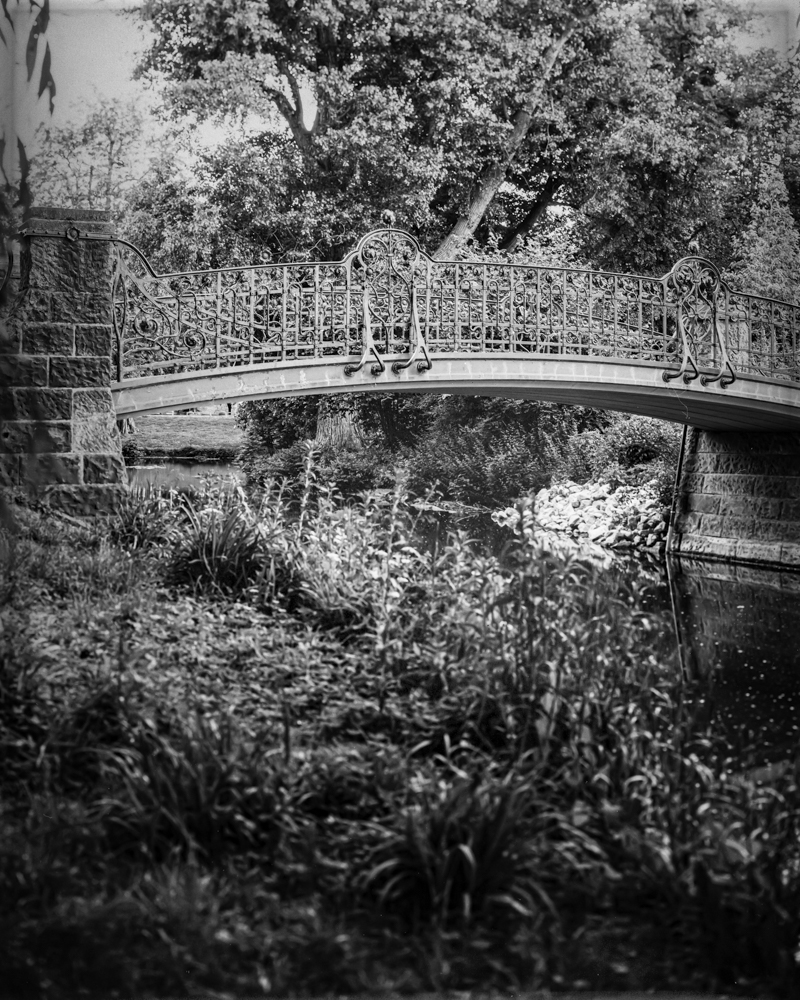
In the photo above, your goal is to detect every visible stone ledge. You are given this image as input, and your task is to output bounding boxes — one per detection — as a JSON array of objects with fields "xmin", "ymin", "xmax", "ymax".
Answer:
[{"xmin": 674, "ymin": 534, "xmax": 740, "ymax": 560}]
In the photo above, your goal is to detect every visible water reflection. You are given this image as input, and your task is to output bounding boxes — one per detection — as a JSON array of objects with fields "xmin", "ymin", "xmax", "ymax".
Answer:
[
  {"xmin": 668, "ymin": 557, "xmax": 800, "ymax": 765},
  {"xmin": 127, "ymin": 462, "xmax": 244, "ymax": 492}
]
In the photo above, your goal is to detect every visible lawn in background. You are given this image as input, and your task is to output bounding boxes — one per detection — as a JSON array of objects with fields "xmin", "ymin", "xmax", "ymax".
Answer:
[{"xmin": 128, "ymin": 414, "xmax": 244, "ymax": 461}]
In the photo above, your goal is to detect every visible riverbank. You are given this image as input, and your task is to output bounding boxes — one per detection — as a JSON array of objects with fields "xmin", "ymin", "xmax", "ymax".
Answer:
[
  {"xmin": 2, "ymin": 485, "xmax": 797, "ymax": 999},
  {"xmin": 494, "ymin": 479, "xmax": 670, "ymax": 557},
  {"xmin": 122, "ymin": 414, "xmax": 244, "ymax": 463}
]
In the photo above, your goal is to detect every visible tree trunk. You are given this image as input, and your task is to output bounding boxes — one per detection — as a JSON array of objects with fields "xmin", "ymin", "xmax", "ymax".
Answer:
[
  {"xmin": 499, "ymin": 176, "xmax": 564, "ymax": 251},
  {"xmin": 434, "ymin": 27, "xmax": 576, "ymax": 260}
]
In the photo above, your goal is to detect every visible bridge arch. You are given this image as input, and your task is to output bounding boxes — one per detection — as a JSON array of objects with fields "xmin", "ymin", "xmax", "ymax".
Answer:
[{"xmin": 106, "ymin": 225, "xmax": 800, "ymax": 430}]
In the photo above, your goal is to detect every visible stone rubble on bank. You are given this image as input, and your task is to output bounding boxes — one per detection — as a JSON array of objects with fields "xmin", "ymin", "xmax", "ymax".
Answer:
[{"xmin": 493, "ymin": 479, "xmax": 670, "ymax": 555}]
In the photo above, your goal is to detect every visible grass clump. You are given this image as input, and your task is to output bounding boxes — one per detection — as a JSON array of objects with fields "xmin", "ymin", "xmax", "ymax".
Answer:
[{"xmin": 1, "ymin": 478, "xmax": 799, "ymax": 998}]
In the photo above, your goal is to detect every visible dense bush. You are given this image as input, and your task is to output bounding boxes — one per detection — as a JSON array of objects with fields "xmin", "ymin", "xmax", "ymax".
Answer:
[
  {"xmin": 238, "ymin": 394, "xmax": 612, "ymax": 506},
  {"xmin": 559, "ymin": 414, "xmax": 682, "ymax": 497},
  {"xmin": 2, "ymin": 488, "xmax": 799, "ymax": 998}
]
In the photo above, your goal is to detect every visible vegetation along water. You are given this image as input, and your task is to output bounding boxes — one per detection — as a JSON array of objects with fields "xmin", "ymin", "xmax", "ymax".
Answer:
[
  {"xmin": 3, "ymin": 0, "xmax": 800, "ymax": 993},
  {"xmin": 3, "ymin": 426, "xmax": 800, "ymax": 997}
]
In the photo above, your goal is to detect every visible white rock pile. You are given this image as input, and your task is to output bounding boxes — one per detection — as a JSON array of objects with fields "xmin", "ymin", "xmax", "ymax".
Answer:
[{"xmin": 493, "ymin": 479, "xmax": 670, "ymax": 554}]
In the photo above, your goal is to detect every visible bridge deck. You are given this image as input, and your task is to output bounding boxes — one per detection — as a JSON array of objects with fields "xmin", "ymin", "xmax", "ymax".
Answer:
[{"xmin": 110, "ymin": 228, "xmax": 799, "ymax": 428}]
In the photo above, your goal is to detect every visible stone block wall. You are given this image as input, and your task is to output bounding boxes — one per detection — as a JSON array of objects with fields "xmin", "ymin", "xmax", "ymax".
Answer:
[
  {"xmin": 669, "ymin": 428, "xmax": 800, "ymax": 568},
  {"xmin": 0, "ymin": 207, "xmax": 127, "ymax": 512}
]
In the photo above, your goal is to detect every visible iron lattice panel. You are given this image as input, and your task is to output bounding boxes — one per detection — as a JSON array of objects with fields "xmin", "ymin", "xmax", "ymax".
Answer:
[{"xmin": 112, "ymin": 229, "xmax": 800, "ymax": 387}]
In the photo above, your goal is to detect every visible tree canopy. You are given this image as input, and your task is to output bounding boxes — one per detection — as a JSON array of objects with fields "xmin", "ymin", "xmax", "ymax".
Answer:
[
  {"xmin": 30, "ymin": 97, "xmax": 145, "ymax": 215},
  {"xmin": 134, "ymin": 0, "xmax": 800, "ymax": 276}
]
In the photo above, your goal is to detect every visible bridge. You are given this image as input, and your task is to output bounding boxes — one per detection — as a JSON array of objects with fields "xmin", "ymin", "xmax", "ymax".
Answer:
[
  {"xmin": 108, "ymin": 227, "xmax": 800, "ymax": 431},
  {"xmin": 3, "ymin": 207, "xmax": 800, "ymax": 568}
]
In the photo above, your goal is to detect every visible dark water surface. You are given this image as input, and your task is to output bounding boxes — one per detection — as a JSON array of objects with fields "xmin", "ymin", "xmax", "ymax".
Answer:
[
  {"xmin": 127, "ymin": 462, "xmax": 244, "ymax": 491},
  {"xmin": 131, "ymin": 461, "xmax": 800, "ymax": 765}
]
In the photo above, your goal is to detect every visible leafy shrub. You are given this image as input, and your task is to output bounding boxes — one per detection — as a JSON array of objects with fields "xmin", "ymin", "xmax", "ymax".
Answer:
[
  {"xmin": 407, "ymin": 424, "xmax": 553, "ymax": 505},
  {"xmin": 0, "ymin": 638, "xmax": 47, "ymax": 792},
  {"xmin": 120, "ymin": 435, "xmax": 145, "ymax": 464},
  {"xmin": 107, "ymin": 484, "xmax": 179, "ymax": 551},
  {"xmin": 559, "ymin": 414, "xmax": 681, "ymax": 488},
  {"xmin": 97, "ymin": 713, "xmax": 285, "ymax": 862},
  {"xmin": 365, "ymin": 776, "xmax": 550, "ymax": 931},
  {"xmin": 168, "ymin": 501, "xmax": 269, "ymax": 597}
]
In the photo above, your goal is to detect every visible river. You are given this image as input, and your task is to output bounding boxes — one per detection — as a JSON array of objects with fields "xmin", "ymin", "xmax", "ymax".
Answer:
[{"xmin": 128, "ymin": 460, "xmax": 800, "ymax": 768}]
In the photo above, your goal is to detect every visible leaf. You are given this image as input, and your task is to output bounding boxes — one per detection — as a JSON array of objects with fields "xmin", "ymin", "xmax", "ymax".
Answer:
[
  {"xmin": 38, "ymin": 40, "xmax": 55, "ymax": 113},
  {"xmin": 0, "ymin": 132, "xmax": 8, "ymax": 188},
  {"xmin": 15, "ymin": 137, "xmax": 31, "ymax": 212},
  {"xmin": 25, "ymin": 0, "xmax": 49, "ymax": 82},
  {"xmin": 0, "ymin": 0, "xmax": 13, "ymax": 45}
]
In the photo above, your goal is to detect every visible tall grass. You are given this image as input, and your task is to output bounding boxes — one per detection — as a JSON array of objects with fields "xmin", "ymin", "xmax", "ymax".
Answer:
[{"xmin": 2, "ymin": 476, "xmax": 799, "ymax": 997}]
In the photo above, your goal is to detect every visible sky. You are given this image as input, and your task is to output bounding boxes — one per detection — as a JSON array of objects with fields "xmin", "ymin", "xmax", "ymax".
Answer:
[{"xmin": 1, "ymin": 0, "xmax": 799, "ymax": 187}]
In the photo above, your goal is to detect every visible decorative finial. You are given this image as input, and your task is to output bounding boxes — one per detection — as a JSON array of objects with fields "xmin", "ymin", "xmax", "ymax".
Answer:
[{"xmin": 381, "ymin": 209, "xmax": 396, "ymax": 228}]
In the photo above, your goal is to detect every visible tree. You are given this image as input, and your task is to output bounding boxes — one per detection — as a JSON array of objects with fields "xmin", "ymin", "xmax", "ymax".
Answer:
[
  {"xmin": 135, "ymin": 0, "xmax": 627, "ymax": 257},
  {"xmin": 724, "ymin": 159, "xmax": 800, "ymax": 304},
  {"xmin": 30, "ymin": 97, "xmax": 146, "ymax": 215},
  {"xmin": 136, "ymin": 0, "xmax": 783, "ymax": 272}
]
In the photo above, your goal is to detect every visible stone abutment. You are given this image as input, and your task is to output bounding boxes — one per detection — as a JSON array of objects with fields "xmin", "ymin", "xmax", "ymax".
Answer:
[
  {"xmin": 669, "ymin": 428, "xmax": 800, "ymax": 569},
  {"xmin": 0, "ymin": 207, "xmax": 127, "ymax": 513}
]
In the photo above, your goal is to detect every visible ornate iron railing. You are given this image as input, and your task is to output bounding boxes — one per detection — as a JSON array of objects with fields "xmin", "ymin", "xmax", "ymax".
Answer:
[{"xmin": 112, "ymin": 228, "xmax": 800, "ymax": 388}]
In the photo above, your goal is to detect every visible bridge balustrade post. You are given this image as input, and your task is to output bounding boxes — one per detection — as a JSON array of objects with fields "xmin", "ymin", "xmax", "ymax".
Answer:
[{"xmin": 1, "ymin": 206, "xmax": 128, "ymax": 513}]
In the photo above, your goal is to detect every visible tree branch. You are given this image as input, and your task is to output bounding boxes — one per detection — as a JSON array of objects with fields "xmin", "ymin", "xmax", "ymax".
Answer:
[
  {"xmin": 435, "ymin": 25, "xmax": 576, "ymax": 259},
  {"xmin": 498, "ymin": 175, "xmax": 564, "ymax": 251},
  {"xmin": 259, "ymin": 77, "xmax": 314, "ymax": 154}
]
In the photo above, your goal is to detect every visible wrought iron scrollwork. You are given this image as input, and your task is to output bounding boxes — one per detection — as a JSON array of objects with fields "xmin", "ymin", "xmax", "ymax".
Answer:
[
  {"xmin": 343, "ymin": 289, "xmax": 386, "ymax": 377},
  {"xmin": 662, "ymin": 257, "xmax": 736, "ymax": 389},
  {"xmin": 104, "ymin": 226, "xmax": 797, "ymax": 393},
  {"xmin": 392, "ymin": 287, "xmax": 432, "ymax": 374}
]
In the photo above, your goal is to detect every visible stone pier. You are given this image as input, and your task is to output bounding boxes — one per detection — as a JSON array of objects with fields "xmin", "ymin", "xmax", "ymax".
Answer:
[
  {"xmin": 0, "ymin": 207, "xmax": 127, "ymax": 513},
  {"xmin": 669, "ymin": 428, "xmax": 800, "ymax": 569}
]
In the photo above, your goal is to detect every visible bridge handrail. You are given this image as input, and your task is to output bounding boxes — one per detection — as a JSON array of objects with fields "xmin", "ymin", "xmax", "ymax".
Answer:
[
  {"xmin": 102, "ymin": 231, "xmax": 800, "ymax": 314},
  {"xmin": 19, "ymin": 225, "xmax": 790, "ymax": 390}
]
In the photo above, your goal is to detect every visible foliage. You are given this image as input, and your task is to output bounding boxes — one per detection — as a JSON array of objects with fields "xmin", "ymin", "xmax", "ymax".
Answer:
[
  {"xmin": 236, "ymin": 396, "xmax": 321, "ymax": 455},
  {"xmin": 0, "ymin": 0, "xmax": 58, "ymax": 232},
  {"xmin": 365, "ymin": 775, "xmax": 550, "ymax": 930},
  {"xmin": 105, "ymin": 484, "xmax": 179, "ymax": 551},
  {"xmin": 2, "ymin": 479, "xmax": 800, "ymax": 998},
  {"xmin": 238, "ymin": 395, "xmax": 607, "ymax": 506},
  {"xmin": 132, "ymin": 0, "xmax": 790, "ymax": 271},
  {"xmin": 29, "ymin": 97, "xmax": 146, "ymax": 216},
  {"xmin": 559, "ymin": 413, "xmax": 682, "ymax": 495},
  {"xmin": 724, "ymin": 158, "xmax": 800, "ymax": 305},
  {"xmin": 405, "ymin": 397, "xmax": 604, "ymax": 505}
]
